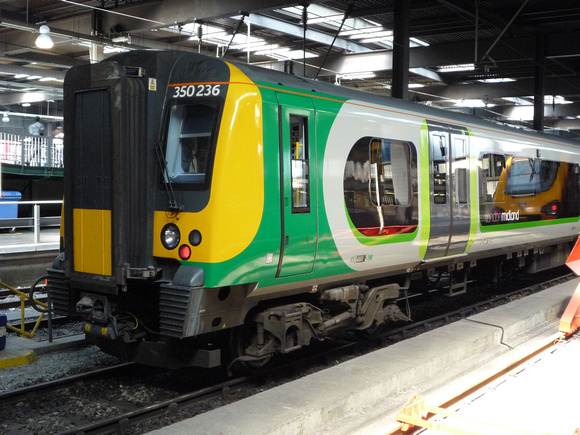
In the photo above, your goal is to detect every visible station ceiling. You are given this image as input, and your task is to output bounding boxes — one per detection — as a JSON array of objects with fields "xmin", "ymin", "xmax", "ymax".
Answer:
[{"xmin": 1, "ymin": 0, "xmax": 580, "ymax": 135}]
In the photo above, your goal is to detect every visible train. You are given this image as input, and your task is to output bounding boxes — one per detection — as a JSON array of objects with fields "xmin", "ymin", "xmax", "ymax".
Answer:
[{"xmin": 47, "ymin": 50, "xmax": 580, "ymax": 370}]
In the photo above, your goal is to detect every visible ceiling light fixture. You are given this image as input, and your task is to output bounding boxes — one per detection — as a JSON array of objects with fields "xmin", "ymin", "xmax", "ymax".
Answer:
[
  {"xmin": 36, "ymin": 25, "xmax": 54, "ymax": 49},
  {"xmin": 437, "ymin": 63, "xmax": 475, "ymax": 72},
  {"xmin": 111, "ymin": 35, "xmax": 130, "ymax": 43},
  {"xmin": 2, "ymin": 113, "xmax": 9, "ymax": 123},
  {"xmin": 338, "ymin": 71, "xmax": 376, "ymax": 80}
]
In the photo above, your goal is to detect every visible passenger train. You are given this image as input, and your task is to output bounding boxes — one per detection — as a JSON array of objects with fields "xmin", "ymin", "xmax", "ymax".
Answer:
[{"xmin": 47, "ymin": 50, "xmax": 580, "ymax": 370}]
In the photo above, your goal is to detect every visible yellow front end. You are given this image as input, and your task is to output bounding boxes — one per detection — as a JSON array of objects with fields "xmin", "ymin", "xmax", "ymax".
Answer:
[{"xmin": 153, "ymin": 63, "xmax": 264, "ymax": 264}]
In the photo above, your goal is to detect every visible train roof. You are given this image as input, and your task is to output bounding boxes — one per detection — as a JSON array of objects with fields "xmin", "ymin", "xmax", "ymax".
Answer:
[{"xmin": 107, "ymin": 50, "xmax": 580, "ymax": 149}]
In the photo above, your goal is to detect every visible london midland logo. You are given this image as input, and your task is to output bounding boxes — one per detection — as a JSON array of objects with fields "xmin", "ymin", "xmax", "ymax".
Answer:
[{"xmin": 485, "ymin": 209, "xmax": 520, "ymax": 224}]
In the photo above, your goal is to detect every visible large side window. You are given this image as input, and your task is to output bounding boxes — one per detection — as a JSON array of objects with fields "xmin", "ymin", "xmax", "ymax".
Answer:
[
  {"xmin": 290, "ymin": 115, "xmax": 310, "ymax": 212},
  {"xmin": 480, "ymin": 152, "xmax": 579, "ymax": 225},
  {"xmin": 344, "ymin": 137, "xmax": 417, "ymax": 237},
  {"xmin": 370, "ymin": 139, "xmax": 412, "ymax": 207},
  {"xmin": 165, "ymin": 100, "xmax": 220, "ymax": 185}
]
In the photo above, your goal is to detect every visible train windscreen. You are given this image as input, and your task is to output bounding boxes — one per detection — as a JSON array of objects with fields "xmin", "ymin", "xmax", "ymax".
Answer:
[{"xmin": 164, "ymin": 100, "xmax": 220, "ymax": 185}]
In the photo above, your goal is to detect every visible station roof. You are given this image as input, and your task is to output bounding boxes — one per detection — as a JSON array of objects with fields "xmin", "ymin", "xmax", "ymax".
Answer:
[{"xmin": 1, "ymin": 0, "xmax": 579, "ymax": 136}]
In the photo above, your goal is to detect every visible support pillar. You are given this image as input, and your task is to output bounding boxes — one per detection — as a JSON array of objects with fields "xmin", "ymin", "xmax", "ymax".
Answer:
[
  {"xmin": 533, "ymin": 34, "xmax": 546, "ymax": 132},
  {"xmin": 392, "ymin": 0, "xmax": 410, "ymax": 100}
]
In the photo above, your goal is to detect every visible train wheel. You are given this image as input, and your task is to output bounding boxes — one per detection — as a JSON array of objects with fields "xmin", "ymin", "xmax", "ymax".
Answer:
[
  {"xmin": 228, "ymin": 325, "xmax": 275, "ymax": 374},
  {"xmin": 354, "ymin": 322, "xmax": 385, "ymax": 340}
]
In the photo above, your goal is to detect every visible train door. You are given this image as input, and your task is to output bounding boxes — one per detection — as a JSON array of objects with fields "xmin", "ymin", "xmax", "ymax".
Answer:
[
  {"xmin": 276, "ymin": 93, "xmax": 318, "ymax": 277},
  {"xmin": 424, "ymin": 121, "xmax": 471, "ymax": 259}
]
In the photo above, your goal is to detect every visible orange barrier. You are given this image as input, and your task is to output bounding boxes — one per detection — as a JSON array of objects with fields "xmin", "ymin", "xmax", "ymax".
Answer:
[{"xmin": 560, "ymin": 236, "xmax": 580, "ymax": 335}]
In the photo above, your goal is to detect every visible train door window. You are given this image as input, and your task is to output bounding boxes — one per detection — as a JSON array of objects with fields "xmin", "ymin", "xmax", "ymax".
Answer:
[
  {"xmin": 290, "ymin": 115, "xmax": 310, "ymax": 212},
  {"xmin": 432, "ymin": 134, "xmax": 447, "ymax": 204},
  {"xmin": 480, "ymin": 153, "xmax": 505, "ymax": 202},
  {"xmin": 453, "ymin": 136, "xmax": 468, "ymax": 204},
  {"xmin": 165, "ymin": 101, "xmax": 219, "ymax": 185}
]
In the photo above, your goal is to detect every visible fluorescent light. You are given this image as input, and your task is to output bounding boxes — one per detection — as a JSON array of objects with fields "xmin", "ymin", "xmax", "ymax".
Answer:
[
  {"xmin": 503, "ymin": 95, "xmax": 572, "ymax": 105},
  {"xmin": 256, "ymin": 48, "xmax": 317, "ymax": 60},
  {"xmin": 545, "ymin": 95, "xmax": 572, "ymax": 104},
  {"xmin": 408, "ymin": 83, "xmax": 424, "ymax": 88},
  {"xmin": 410, "ymin": 37, "xmax": 430, "ymax": 47},
  {"xmin": 2, "ymin": 113, "xmax": 9, "ymax": 123},
  {"xmin": 111, "ymin": 35, "xmax": 130, "ymax": 43},
  {"xmin": 350, "ymin": 29, "xmax": 392, "ymax": 40},
  {"xmin": 437, "ymin": 63, "xmax": 475, "ymax": 72},
  {"xmin": 340, "ymin": 26, "xmax": 384, "ymax": 37},
  {"xmin": 14, "ymin": 74, "xmax": 29, "ymax": 79},
  {"xmin": 478, "ymin": 78, "xmax": 516, "ymax": 83},
  {"xmin": 454, "ymin": 99, "xmax": 492, "ymax": 108},
  {"xmin": 338, "ymin": 72, "xmax": 376, "ymax": 80},
  {"xmin": 103, "ymin": 46, "xmax": 130, "ymax": 54}
]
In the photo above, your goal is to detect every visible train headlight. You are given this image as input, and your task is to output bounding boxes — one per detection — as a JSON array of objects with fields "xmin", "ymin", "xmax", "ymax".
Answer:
[{"xmin": 161, "ymin": 223, "xmax": 180, "ymax": 250}]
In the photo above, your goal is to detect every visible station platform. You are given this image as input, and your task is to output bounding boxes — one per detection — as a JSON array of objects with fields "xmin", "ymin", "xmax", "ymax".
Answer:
[
  {"xmin": 150, "ymin": 278, "xmax": 580, "ymax": 435},
  {"xmin": 0, "ymin": 331, "xmax": 85, "ymax": 369},
  {"xmin": 0, "ymin": 227, "xmax": 60, "ymax": 254}
]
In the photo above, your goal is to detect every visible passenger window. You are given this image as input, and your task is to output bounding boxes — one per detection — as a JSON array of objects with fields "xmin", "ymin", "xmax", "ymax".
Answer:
[
  {"xmin": 344, "ymin": 136, "xmax": 417, "ymax": 237},
  {"xmin": 370, "ymin": 139, "xmax": 412, "ymax": 207},
  {"xmin": 480, "ymin": 152, "xmax": 580, "ymax": 225},
  {"xmin": 290, "ymin": 115, "xmax": 310, "ymax": 212},
  {"xmin": 165, "ymin": 101, "xmax": 219, "ymax": 184},
  {"xmin": 506, "ymin": 158, "xmax": 541, "ymax": 196}
]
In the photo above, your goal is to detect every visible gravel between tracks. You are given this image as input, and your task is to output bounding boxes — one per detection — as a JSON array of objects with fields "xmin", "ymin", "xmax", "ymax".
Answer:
[{"xmin": 0, "ymin": 322, "xmax": 124, "ymax": 393}]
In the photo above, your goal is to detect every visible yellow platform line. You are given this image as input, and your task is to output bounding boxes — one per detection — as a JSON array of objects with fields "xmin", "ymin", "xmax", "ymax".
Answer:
[{"xmin": 0, "ymin": 350, "xmax": 37, "ymax": 369}]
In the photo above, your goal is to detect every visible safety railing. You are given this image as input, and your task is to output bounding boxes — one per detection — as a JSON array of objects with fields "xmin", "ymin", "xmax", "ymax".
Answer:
[
  {"xmin": 0, "ymin": 200, "xmax": 62, "ymax": 244},
  {"xmin": 0, "ymin": 279, "xmax": 48, "ymax": 338},
  {"xmin": 0, "ymin": 132, "xmax": 63, "ymax": 168}
]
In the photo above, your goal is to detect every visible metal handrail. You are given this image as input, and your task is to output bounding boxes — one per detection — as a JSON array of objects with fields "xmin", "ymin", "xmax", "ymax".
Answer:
[
  {"xmin": 0, "ymin": 200, "xmax": 62, "ymax": 243},
  {"xmin": 0, "ymin": 280, "xmax": 47, "ymax": 338},
  {"xmin": 0, "ymin": 132, "xmax": 63, "ymax": 168}
]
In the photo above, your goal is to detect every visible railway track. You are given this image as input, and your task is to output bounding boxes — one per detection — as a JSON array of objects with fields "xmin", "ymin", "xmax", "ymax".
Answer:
[{"xmin": 0, "ymin": 285, "xmax": 48, "ymax": 310}]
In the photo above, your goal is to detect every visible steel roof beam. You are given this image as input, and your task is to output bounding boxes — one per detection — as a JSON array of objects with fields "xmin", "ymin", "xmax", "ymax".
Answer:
[
  {"xmin": 417, "ymin": 77, "xmax": 580, "ymax": 100},
  {"xmin": 247, "ymin": 13, "xmax": 371, "ymax": 53},
  {"xmin": 97, "ymin": 0, "xmax": 323, "ymax": 33}
]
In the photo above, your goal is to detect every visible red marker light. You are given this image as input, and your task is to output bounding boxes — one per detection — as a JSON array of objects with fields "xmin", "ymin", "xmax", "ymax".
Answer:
[{"xmin": 179, "ymin": 244, "xmax": 191, "ymax": 260}]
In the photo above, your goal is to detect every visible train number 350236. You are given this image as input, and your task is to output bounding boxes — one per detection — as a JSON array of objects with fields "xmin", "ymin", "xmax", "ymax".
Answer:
[{"xmin": 173, "ymin": 84, "xmax": 221, "ymax": 98}]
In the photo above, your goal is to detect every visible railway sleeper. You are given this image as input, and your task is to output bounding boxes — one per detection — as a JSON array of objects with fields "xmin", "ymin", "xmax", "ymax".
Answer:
[{"xmin": 243, "ymin": 283, "xmax": 403, "ymax": 358}]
